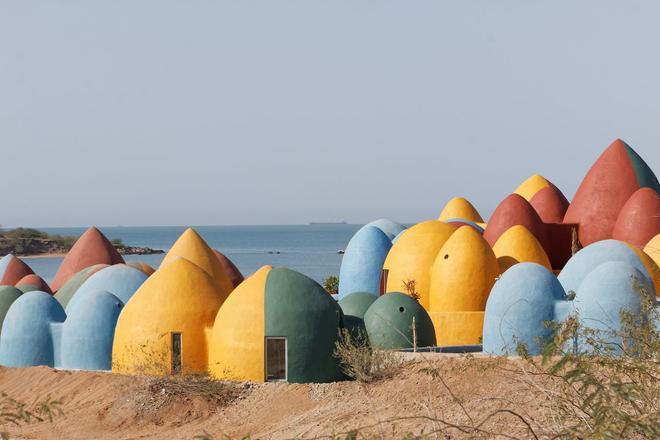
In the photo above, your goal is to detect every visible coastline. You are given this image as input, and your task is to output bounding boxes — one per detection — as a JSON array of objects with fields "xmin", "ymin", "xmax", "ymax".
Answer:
[{"xmin": 18, "ymin": 253, "xmax": 67, "ymax": 259}]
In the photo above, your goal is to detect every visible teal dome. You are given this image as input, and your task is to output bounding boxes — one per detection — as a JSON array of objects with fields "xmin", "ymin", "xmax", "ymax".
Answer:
[{"xmin": 364, "ymin": 292, "xmax": 436, "ymax": 349}]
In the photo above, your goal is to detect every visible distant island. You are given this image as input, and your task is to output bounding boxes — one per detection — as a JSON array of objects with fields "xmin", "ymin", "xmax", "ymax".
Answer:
[
  {"xmin": 309, "ymin": 221, "xmax": 347, "ymax": 225},
  {"xmin": 0, "ymin": 227, "xmax": 164, "ymax": 257}
]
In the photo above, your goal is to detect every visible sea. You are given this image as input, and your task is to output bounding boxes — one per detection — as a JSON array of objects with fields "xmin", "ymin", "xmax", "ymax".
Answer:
[{"xmin": 26, "ymin": 224, "xmax": 362, "ymax": 284}]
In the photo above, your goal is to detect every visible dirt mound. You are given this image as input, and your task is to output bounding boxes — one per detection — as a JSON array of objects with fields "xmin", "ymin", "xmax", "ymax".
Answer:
[{"xmin": 0, "ymin": 355, "xmax": 553, "ymax": 439}]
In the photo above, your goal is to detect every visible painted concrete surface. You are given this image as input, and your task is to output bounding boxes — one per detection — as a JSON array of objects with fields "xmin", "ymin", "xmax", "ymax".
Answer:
[
  {"xmin": 438, "ymin": 197, "xmax": 483, "ymax": 223},
  {"xmin": 492, "ymin": 225, "xmax": 552, "ymax": 273},
  {"xmin": 338, "ymin": 225, "xmax": 391, "ymax": 299}
]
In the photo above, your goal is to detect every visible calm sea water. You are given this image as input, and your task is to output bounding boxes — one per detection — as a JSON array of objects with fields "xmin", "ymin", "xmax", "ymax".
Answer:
[{"xmin": 26, "ymin": 225, "xmax": 361, "ymax": 284}]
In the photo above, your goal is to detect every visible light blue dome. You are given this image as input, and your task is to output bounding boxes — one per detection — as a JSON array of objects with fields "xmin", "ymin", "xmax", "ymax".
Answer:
[
  {"xmin": 60, "ymin": 290, "xmax": 123, "ymax": 371},
  {"xmin": 65, "ymin": 264, "xmax": 147, "ymax": 313},
  {"xmin": 573, "ymin": 261, "xmax": 650, "ymax": 346},
  {"xmin": 365, "ymin": 218, "xmax": 406, "ymax": 241},
  {"xmin": 338, "ymin": 226, "xmax": 391, "ymax": 299},
  {"xmin": 483, "ymin": 263, "xmax": 566, "ymax": 355},
  {"xmin": 0, "ymin": 291, "xmax": 66, "ymax": 367},
  {"xmin": 558, "ymin": 240, "xmax": 653, "ymax": 296}
]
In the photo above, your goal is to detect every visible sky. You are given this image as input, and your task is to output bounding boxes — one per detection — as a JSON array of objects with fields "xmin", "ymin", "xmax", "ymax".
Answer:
[{"xmin": 1, "ymin": 1, "xmax": 659, "ymax": 227}]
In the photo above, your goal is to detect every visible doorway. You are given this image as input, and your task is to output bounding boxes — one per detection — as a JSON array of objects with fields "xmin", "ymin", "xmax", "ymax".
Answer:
[
  {"xmin": 171, "ymin": 332, "xmax": 182, "ymax": 374},
  {"xmin": 265, "ymin": 337, "xmax": 287, "ymax": 381}
]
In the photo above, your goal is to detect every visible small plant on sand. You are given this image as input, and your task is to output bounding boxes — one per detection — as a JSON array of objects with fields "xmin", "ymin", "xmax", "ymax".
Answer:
[
  {"xmin": 515, "ymin": 278, "xmax": 660, "ymax": 438},
  {"xmin": 402, "ymin": 279, "xmax": 420, "ymax": 302},
  {"xmin": 0, "ymin": 393, "xmax": 62, "ymax": 440},
  {"xmin": 323, "ymin": 275, "xmax": 339, "ymax": 295},
  {"xmin": 333, "ymin": 328, "xmax": 403, "ymax": 383}
]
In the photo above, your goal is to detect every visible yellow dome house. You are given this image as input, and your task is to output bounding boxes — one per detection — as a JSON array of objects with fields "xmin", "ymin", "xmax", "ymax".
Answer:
[
  {"xmin": 514, "ymin": 174, "xmax": 552, "ymax": 201},
  {"xmin": 382, "ymin": 220, "xmax": 455, "ymax": 309},
  {"xmin": 438, "ymin": 197, "xmax": 484, "ymax": 223},
  {"xmin": 428, "ymin": 226, "xmax": 500, "ymax": 346},
  {"xmin": 492, "ymin": 225, "xmax": 552, "ymax": 273},
  {"xmin": 160, "ymin": 228, "xmax": 234, "ymax": 296},
  {"xmin": 112, "ymin": 228, "xmax": 231, "ymax": 375}
]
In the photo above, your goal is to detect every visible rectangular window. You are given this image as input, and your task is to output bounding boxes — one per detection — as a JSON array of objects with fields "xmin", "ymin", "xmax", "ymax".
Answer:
[
  {"xmin": 265, "ymin": 337, "xmax": 287, "ymax": 381},
  {"xmin": 171, "ymin": 332, "xmax": 182, "ymax": 374},
  {"xmin": 380, "ymin": 269, "xmax": 389, "ymax": 295}
]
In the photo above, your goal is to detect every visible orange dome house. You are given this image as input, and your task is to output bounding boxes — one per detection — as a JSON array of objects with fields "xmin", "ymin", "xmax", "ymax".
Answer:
[
  {"xmin": 50, "ymin": 227, "xmax": 124, "ymax": 292},
  {"xmin": 611, "ymin": 187, "xmax": 660, "ymax": 248},
  {"xmin": 564, "ymin": 139, "xmax": 660, "ymax": 246},
  {"xmin": 483, "ymin": 194, "xmax": 547, "ymax": 247},
  {"xmin": 428, "ymin": 226, "xmax": 499, "ymax": 346},
  {"xmin": 0, "ymin": 255, "xmax": 34, "ymax": 286},
  {"xmin": 529, "ymin": 185, "xmax": 570, "ymax": 223}
]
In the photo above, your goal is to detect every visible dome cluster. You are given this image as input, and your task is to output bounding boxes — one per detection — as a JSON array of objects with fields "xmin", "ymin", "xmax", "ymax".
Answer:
[{"xmin": 339, "ymin": 139, "xmax": 660, "ymax": 353}]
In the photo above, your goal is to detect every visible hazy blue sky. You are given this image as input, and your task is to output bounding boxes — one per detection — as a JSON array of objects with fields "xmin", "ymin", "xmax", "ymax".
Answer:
[{"xmin": 1, "ymin": 1, "xmax": 658, "ymax": 227}]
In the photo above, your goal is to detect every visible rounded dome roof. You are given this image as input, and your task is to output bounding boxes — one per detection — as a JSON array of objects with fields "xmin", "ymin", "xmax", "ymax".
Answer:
[
  {"xmin": 365, "ymin": 218, "xmax": 406, "ymax": 241},
  {"xmin": 612, "ymin": 187, "xmax": 660, "ymax": 248},
  {"xmin": 438, "ymin": 197, "xmax": 483, "ymax": 223},
  {"xmin": 66, "ymin": 264, "xmax": 148, "ymax": 312},
  {"xmin": 574, "ymin": 261, "xmax": 649, "ymax": 335},
  {"xmin": 492, "ymin": 225, "xmax": 552, "ymax": 273},
  {"xmin": 53, "ymin": 264, "xmax": 109, "ymax": 309},
  {"xmin": 212, "ymin": 249, "xmax": 244, "ymax": 289},
  {"xmin": 0, "ymin": 286, "xmax": 23, "ymax": 336},
  {"xmin": 364, "ymin": 292, "xmax": 435, "ymax": 349},
  {"xmin": 50, "ymin": 227, "xmax": 124, "ymax": 292},
  {"xmin": 15, "ymin": 274, "xmax": 52, "ymax": 294},
  {"xmin": 160, "ymin": 228, "xmax": 233, "ymax": 297},
  {"xmin": 564, "ymin": 139, "xmax": 660, "ymax": 246},
  {"xmin": 339, "ymin": 226, "xmax": 391, "ymax": 299},
  {"xmin": 529, "ymin": 185, "xmax": 570, "ymax": 223},
  {"xmin": 644, "ymin": 234, "xmax": 660, "ymax": 268},
  {"xmin": 113, "ymin": 257, "xmax": 226, "ymax": 375},
  {"xmin": 483, "ymin": 263, "xmax": 565, "ymax": 355},
  {"xmin": 429, "ymin": 226, "xmax": 499, "ymax": 313},
  {"xmin": 383, "ymin": 220, "xmax": 455, "ymax": 309},
  {"xmin": 483, "ymin": 194, "xmax": 547, "ymax": 247},
  {"xmin": 0, "ymin": 255, "xmax": 34, "ymax": 286},
  {"xmin": 558, "ymin": 240, "xmax": 654, "ymax": 296},
  {"xmin": 338, "ymin": 291, "xmax": 378, "ymax": 320},
  {"xmin": 514, "ymin": 174, "xmax": 553, "ymax": 201},
  {"xmin": 125, "ymin": 261, "xmax": 155, "ymax": 276}
]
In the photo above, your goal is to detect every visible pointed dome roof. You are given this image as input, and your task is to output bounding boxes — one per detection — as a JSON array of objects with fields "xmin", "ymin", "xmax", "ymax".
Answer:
[
  {"xmin": 438, "ymin": 197, "xmax": 483, "ymax": 223},
  {"xmin": 564, "ymin": 139, "xmax": 660, "ymax": 246},
  {"xmin": 483, "ymin": 194, "xmax": 547, "ymax": 247},
  {"xmin": 530, "ymin": 185, "xmax": 570, "ymax": 223},
  {"xmin": 113, "ymin": 257, "xmax": 226, "ymax": 375},
  {"xmin": 644, "ymin": 234, "xmax": 660, "ymax": 268},
  {"xmin": 15, "ymin": 274, "xmax": 52, "ymax": 294},
  {"xmin": 611, "ymin": 188, "xmax": 660, "ymax": 248},
  {"xmin": 50, "ymin": 227, "xmax": 124, "ymax": 292},
  {"xmin": 0, "ymin": 255, "xmax": 34, "ymax": 286},
  {"xmin": 160, "ymin": 228, "xmax": 233, "ymax": 296},
  {"xmin": 212, "ymin": 249, "xmax": 244, "ymax": 289},
  {"xmin": 514, "ymin": 174, "xmax": 553, "ymax": 201},
  {"xmin": 493, "ymin": 225, "xmax": 552, "ymax": 273}
]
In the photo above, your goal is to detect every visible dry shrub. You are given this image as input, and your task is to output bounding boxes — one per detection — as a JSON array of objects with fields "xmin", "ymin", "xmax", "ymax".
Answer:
[
  {"xmin": 0, "ymin": 393, "xmax": 62, "ymax": 440},
  {"xmin": 333, "ymin": 328, "xmax": 403, "ymax": 383},
  {"xmin": 143, "ymin": 374, "xmax": 245, "ymax": 410}
]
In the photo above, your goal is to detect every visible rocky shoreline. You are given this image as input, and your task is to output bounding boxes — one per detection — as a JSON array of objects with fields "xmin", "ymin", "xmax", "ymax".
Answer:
[{"xmin": 0, "ymin": 236, "xmax": 163, "ymax": 257}]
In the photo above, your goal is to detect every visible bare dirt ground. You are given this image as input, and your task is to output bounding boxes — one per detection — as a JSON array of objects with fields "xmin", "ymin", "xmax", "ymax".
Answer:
[{"xmin": 0, "ymin": 354, "xmax": 556, "ymax": 439}]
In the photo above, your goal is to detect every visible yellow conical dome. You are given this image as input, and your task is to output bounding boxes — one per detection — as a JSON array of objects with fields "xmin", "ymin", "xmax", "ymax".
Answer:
[
  {"xmin": 643, "ymin": 234, "xmax": 660, "ymax": 268},
  {"xmin": 209, "ymin": 266, "xmax": 272, "ymax": 381},
  {"xmin": 493, "ymin": 225, "xmax": 552, "ymax": 273},
  {"xmin": 382, "ymin": 220, "xmax": 455, "ymax": 309},
  {"xmin": 161, "ymin": 228, "xmax": 233, "ymax": 297},
  {"xmin": 428, "ymin": 226, "xmax": 500, "ymax": 345},
  {"xmin": 514, "ymin": 174, "xmax": 551, "ymax": 201},
  {"xmin": 112, "ymin": 258, "xmax": 226, "ymax": 375},
  {"xmin": 438, "ymin": 197, "xmax": 484, "ymax": 223}
]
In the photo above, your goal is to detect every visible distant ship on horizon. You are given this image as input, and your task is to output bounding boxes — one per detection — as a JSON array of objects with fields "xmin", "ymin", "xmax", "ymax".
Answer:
[{"xmin": 309, "ymin": 220, "xmax": 347, "ymax": 225}]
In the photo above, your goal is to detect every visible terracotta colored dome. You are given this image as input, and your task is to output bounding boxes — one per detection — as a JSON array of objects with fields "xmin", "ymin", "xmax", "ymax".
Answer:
[
  {"xmin": 50, "ymin": 227, "xmax": 124, "ymax": 293},
  {"xmin": 15, "ymin": 274, "xmax": 52, "ymax": 294},
  {"xmin": 612, "ymin": 188, "xmax": 660, "ymax": 248},
  {"xmin": 0, "ymin": 255, "xmax": 35, "ymax": 286},
  {"xmin": 564, "ymin": 139, "xmax": 660, "ymax": 246},
  {"xmin": 530, "ymin": 185, "xmax": 570, "ymax": 223},
  {"xmin": 213, "ymin": 249, "xmax": 244, "ymax": 289},
  {"xmin": 483, "ymin": 194, "xmax": 547, "ymax": 247}
]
